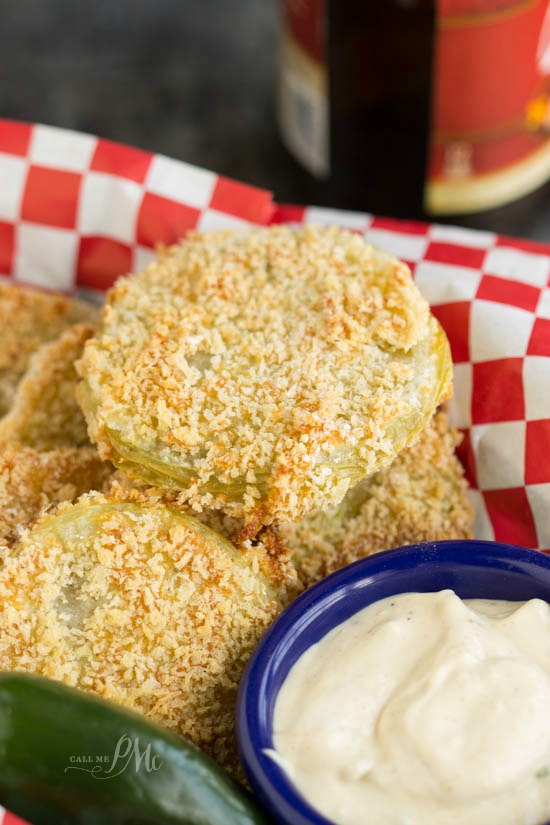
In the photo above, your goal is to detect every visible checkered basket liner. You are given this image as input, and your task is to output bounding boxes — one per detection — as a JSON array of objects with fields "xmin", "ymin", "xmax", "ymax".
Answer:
[{"xmin": 0, "ymin": 805, "xmax": 30, "ymax": 825}]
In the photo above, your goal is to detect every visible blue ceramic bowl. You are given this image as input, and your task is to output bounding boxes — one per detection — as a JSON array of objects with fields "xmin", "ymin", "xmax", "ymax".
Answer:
[{"xmin": 237, "ymin": 539, "xmax": 550, "ymax": 825}]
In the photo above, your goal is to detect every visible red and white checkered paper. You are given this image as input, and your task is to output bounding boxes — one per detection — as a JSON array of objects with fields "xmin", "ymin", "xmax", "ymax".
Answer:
[
  {"xmin": 0, "ymin": 119, "xmax": 272, "ymax": 296},
  {"xmin": 0, "ymin": 805, "xmax": 30, "ymax": 825},
  {"xmin": 0, "ymin": 117, "xmax": 549, "ymax": 558}
]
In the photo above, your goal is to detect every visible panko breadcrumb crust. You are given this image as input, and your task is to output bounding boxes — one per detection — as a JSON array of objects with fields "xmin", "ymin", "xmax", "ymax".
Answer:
[
  {"xmin": 0, "ymin": 283, "xmax": 97, "ymax": 417},
  {"xmin": 0, "ymin": 323, "xmax": 96, "ymax": 449},
  {"xmin": 281, "ymin": 411, "xmax": 473, "ymax": 588},
  {"xmin": 78, "ymin": 226, "xmax": 452, "ymax": 526},
  {"xmin": 0, "ymin": 493, "xmax": 291, "ymax": 774},
  {"xmin": 0, "ymin": 444, "xmax": 113, "ymax": 551},
  {"xmin": 108, "ymin": 411, "xmax": 473, "ymax": 597}
]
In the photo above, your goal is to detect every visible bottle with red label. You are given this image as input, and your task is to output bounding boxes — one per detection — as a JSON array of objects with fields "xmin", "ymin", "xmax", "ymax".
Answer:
[{"xmin": 278, "ymin": 0, "xmax": 550, "ymax": 233}]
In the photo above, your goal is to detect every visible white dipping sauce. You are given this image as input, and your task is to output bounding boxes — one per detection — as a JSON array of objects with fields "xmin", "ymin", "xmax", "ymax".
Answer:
[{"xmin": 272, "ymin": 590, "xmax": 550, "ymax": 825}]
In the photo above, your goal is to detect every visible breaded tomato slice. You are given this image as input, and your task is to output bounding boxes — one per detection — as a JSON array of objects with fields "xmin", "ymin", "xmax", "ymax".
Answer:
[
  {"xmin": 0, "ymin": 494, "xmax": 290, "ymax": 772},
  {"xmin": 0, "ymin": 444, "xmax": 113, "ymax": 550},
  {"xmin": 281, "ymin": 411, "xmax": 474, "ymax": 589},
  {"xmin": 0, "ymin": 283, "xmax": 97, "ymax": 417},
  {"xmin": 0, "ymin": 323, "xmax": 95, "ymax": 449},
  {"xmin": 78, "ymin": 226, "xmax": 452, "ymax": 525}
]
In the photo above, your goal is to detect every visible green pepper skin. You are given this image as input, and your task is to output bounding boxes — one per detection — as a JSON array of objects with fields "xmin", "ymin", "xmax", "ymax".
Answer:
[{"xmin": 0, "ymin": 672, "xmax": 272, "ymax": 825}]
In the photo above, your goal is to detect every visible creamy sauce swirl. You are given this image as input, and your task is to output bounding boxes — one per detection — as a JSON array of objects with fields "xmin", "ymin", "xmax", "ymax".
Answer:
[{"xmin": 272, "ymin": 590, "xmax": 550, "ymax": 825}]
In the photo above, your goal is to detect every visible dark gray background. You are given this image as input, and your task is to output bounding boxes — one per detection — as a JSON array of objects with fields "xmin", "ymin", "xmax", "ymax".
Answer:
[
  {"xmin": 1, "ymin": 1, "xmax": 292, "ymax": 190},
  {"xmin": 2, "ymin": 0, "xmax": 550, "ymax": 240}
]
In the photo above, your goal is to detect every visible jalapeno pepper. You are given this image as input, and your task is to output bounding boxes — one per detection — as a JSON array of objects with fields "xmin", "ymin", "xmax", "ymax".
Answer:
[{"xmin": 0, "ymin": 672, "xmax": 272, "ymax": 825}]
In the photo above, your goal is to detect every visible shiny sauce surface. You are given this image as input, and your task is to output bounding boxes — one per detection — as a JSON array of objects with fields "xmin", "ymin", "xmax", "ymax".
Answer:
[{"xmin": 273, "ymin": 590, "xmax": 550, "ymax": 825}]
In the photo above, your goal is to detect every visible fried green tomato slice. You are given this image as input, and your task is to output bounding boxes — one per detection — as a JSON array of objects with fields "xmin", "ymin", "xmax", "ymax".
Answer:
[
  {"xmin": 78, "ymin": 226, "xmax": 452, "ymax": 525},
  {"xmin": 279, "ymin": 411, "xmax": 474, "ymax": 590},
  {"xmin": 0, "ymin": 283, "xmax": 97, "ymax": 418},
  {"xmin": 0, "ymin": 323, "xmax": 96, "ymax": 449},
  {"xmin": 0, "ymin": 494, "xmax": 287, "ymax": 773},
  {"xmin": 0, "ymin": 444, "xmax": 113, "ymax": 552}
]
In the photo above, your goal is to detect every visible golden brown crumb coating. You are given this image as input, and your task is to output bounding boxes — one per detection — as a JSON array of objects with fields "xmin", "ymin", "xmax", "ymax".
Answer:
[
  {"xmin": 0, "ymin": 323, "xmax": 96, "ymax": 449},
  {"xmin": 0, "ymin": 492, "xmax": 292, "ymax": 772},
  {"xmin": 78, "ymin": 226, "xmax": 452, "ymax": 526},
  {"xmin": 280, "ymin": 411, "xmax": 473, "ymax": 589},
  {"xmin": 112, "ymin": 413, "xmax": 472, "ymax": 598},
  {"xmin": 0, "ymin": 283, "xmax": 97, "ymax": 417},
  {"xmin": 0, "ymin": 444, "xmax": 113, "ymax": 550},
  {"xmin": 103, "ymin": 478, "xmax": 300, "ymax": 601}
]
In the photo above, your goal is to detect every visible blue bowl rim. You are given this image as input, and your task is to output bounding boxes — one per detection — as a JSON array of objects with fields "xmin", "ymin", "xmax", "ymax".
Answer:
[{"xmin": 236, "ymin": 539, "xmax": 550, "ymax": 825}]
